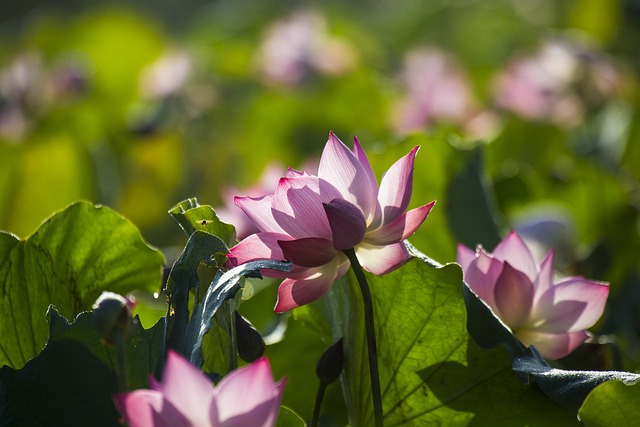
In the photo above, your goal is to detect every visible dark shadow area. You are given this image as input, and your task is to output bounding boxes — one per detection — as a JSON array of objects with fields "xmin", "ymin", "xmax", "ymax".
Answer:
[{"xmin": 0, "ymin": 339, "xmax": 120, "ymax": 427}]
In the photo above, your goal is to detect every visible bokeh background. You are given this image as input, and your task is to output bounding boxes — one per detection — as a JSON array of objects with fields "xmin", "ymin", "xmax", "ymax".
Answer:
[{"xmin": 2, "ymin": 0, "xmax": 640, "ymax": 421}]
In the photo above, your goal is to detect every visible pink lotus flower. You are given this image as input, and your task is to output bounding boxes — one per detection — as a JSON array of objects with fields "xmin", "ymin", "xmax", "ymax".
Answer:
[
  {"xmin": 457, "ymin": 231, "xmax": 609, "ymax": 360},
  {"xmin": 115, "ymin": 351, "xmax": 284, "ymax": 427},
  {"xmin": 227, "ymin": 132, "xmax": 435, "ymax": 312}
]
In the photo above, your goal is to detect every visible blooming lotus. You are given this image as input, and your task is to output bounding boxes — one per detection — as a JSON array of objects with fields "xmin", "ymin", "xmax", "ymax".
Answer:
[
  {"xmin": 457, "ymin": 231, "xmax": 609, "ymax": 360},
  {"xmin": 115, "ymin": 351, "xmax": 284, "ymax": 427},
  {"xmin": 227, "ymin": 132, "xmax": 435, "ymax": 312}
]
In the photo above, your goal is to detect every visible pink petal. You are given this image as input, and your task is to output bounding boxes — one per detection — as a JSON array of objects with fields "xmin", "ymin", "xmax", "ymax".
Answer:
[
  {"xmin": 516, "ymin": 329, "xmax": 589, "ymax": 360},
  {"xmin": 213, "ymin": 398, "xmax": 282, "ymax": 427},
  {"xmin": 462, "ymin": 249, "xmax": 503, "ymax": 309},
  {"xmin": 228, "ymin": 232, "xmax": 307, "ymax": 278},
  {"xmin": 533, "ymin": 278, "xmax": 609, "ymax": 333},
  {"xmin": 157, "ymin": 350, "xmax": 215, "ymax": 426},
  {"xmin": 493, "ymin": 262, "xmax": 534, "ymax": 328},
  {"xmin": 213, "ymin": 358, "xmax": 283, "ymax": 427},
  {"xmin": 353, "ymin": 136, "xmax": 382, "ymax": 224},
  {"xmin": 278, "ymin": 237, "xmax": 337, "ymax": 267},
  {"xmin": 323, "ymin": 198, "xmax": 366, "ymax": 250},
  {"xmin": 456, "ymin": 243, "xmax": 477, "ymax": 273},
  {"xmin": 377, "ymin": 146, "xmax": 419, "ymax": 224},
  {"xmin": 364, "ymin": 202, "xmax": 435, "ymax": 246},
  {"xmin": 114, "ymin": 390, "xmax": 163, "ymax": 427},
  {"xmin": 274, "ymin": 255, "xmax": 348, "ymax": 312},
  {"xmin": 228, "ymin": 233, "xmax": 287, "ymax": 265},
  {"xmin": 318, "ymin": 132, "xmax": 378, "ymax": 222},
  {"xmin": 271, "ymin": 176, "xmax": 341, "ymax": 239},
  {"xmin": 533, "ymin": 249, "xmax": 555, "ymax": 302},
  {"xmin": 234, "ymin": 195, "xmax": 284, "ymax": 234},
  {"xmin": 285, "ymin": 167, "xmax": 306, "ymax": 178},
  {"xmin": 491, "ymin": 231, "xmax": 539, "ymax": 282},
  {"xmin": 354, "ymin": 242, "xmax": 411, "ymax": 275}
]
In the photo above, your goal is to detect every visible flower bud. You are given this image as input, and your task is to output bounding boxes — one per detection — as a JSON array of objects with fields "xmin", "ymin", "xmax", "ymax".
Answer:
[
  {"xmin": 235, "ymin": 312, "xmax": 265, "ymax": 363},
  {"xmin": 92, "ymin": 291, "xmax": 134, "ymax": 345},
  {"xmin": 316, "ymin": 338, "xmax": 344, "ymax": 385}
]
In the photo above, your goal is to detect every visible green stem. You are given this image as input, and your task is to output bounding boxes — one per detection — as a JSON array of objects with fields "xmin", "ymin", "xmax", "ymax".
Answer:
[
  {"xmin": 311, "ymin": 382, "xmax": 327, "ymax": 427},
  {"xmin": 114, "ymin": 330, "xmax": 129, "ymax": 392},
  {"xmin": 343, "ymin": 248, "xmax": 383, "ymax": 427},
  {"xmin": 227, "ymin": 303, "xmax": 238, "ymax": 372}
]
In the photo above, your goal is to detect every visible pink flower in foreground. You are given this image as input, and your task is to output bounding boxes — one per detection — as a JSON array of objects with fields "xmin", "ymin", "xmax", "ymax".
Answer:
[
  {"xmin": 227, "ymin": 132, "xmax": 435, "ymax": 312},
  {"xmin": 115, "ymin": 351, "xmax": 284, "ymax": 427},
  {"xmin": 457, "ymin": 232, "xmax": 609, "ymax": 360}
]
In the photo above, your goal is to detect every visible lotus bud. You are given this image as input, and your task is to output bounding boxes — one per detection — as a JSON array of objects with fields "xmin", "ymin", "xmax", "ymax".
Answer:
[
  {"xmin": 235, "ymin": 311, "xmax": 265, "ymax": 362},
  {"xmin": 93, "ymin": 291, "xmax": 134, "ymax": 345}
]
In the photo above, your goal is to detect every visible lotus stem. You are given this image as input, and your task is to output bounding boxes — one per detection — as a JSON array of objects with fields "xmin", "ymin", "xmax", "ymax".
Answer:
[{"xmin": 344, "ymin": 248, "xmax": 383, "ymax": 427}]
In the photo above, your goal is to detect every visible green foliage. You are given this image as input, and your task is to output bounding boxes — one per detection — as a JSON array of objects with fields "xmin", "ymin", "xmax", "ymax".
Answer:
[
  {"xmin": 446, "ymin": 146, "xmax": 502, "ymax": 251},
  {"xmin": 1, "ymin": 1, "xmax": 639, "ymax": 424},
  {"xmin": 276, "ymin": 406, "xmax": 307, "ymax": 427},
  {"xmin": 0, "ymin": 308, "xmax": 165, "ymax": 427},
  {"xmin": 579, "ymin": 380, "xmax": 640, "ymax": 426},
  {"xmin": 187, "ymin": 257, "xmax": 291, "ymax": 369},
  {"xmin": 461, "ymin": 275, "xmax": 640, "ymax": 412},
  {"xmin": 165, "ymin": 198, "xmax": 290, "ymax": 376},
  {"xmin": 299, "ymin": 255, "xmax": 578, "ymax": 425},
  {"xmin": 169, "ymin": 198, "xmax": 236, "ymax": 247},
  {"xmin": 0, "ymin": 201, "xmax": 164, "ymax": 369}
]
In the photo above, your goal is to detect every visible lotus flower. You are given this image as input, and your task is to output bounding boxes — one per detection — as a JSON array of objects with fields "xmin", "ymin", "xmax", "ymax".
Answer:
[
  {"xmin": 457, "ymin": 231, "xmax": 609, "ymax": 359},
  {"xmin": 115, "ymin": 351, "xmax": 284, "ymax": 427},
  {"xmin": 227, "ymin": 132, "xmax": 435, "ymax": 312}
]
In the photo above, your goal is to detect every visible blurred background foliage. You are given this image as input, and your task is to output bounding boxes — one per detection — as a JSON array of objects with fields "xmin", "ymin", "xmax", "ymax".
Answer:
[{"xmin": 1, "ymin": 0, "xmax": 640, "ymax": 422}]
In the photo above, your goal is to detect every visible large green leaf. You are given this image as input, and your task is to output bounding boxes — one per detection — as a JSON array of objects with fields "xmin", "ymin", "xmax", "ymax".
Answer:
[
  {"xmin": 306, "ymin": 254, "xmax": 578, "ymax": 425},
  {"xmin": 0, "ymin": 201, "xmax": 165, "ymax": 369},
  {"xmin": 0, "ymin": 308, "xmax": 165, "ymax": 427},
  {"xmin": 579, "ymin": 380, "xmax": 640, "ymax": 426}
]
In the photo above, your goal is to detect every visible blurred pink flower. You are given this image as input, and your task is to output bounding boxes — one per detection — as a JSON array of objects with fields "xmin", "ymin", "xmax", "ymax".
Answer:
[
  {"xmin": 227, "ymin": 132, "xmax": 435, "ymax": 312},
  {"xmin": 115, "ymin": 350, "xmax": 284, "ymax": 427},
  {"xmin": 492, "ymin": 44, "xmax": 582, "ymax": 127},
  {"xmin": 256, "ymin": 10, "xmax": 357, "ymax": 87},
  {"xmin": 492, "ymin": 40, "xmax": 621, "ymax": 128},
  {"xmin": 140, "ymin": 50, "xmax": 192, "ymax": 99},
  {"xmin": 457, "ymin": 231, "xmax": 609, "ymax": 360},
  {"xmin": 392, "ymin": 49, "xmax": 475, "ymax": 134}
]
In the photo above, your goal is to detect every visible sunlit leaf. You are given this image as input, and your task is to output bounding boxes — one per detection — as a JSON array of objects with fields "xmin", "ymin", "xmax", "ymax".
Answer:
[
  {"xmin": 0, "ymin": 201, "xmax": 164, "ymax": 369},
  {"xmin": 579, "ymin": 380, "xmax": 640, "ymax": 426},
  {"xmin": 169, "ymin": 198, "xmax": 236, "ymax": 246},
  {"xmin": 302, "ymin": 250, "xmax": 577, "ymax": 425}
]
